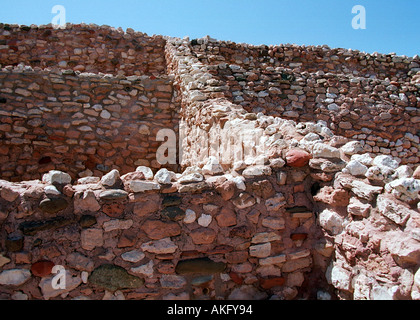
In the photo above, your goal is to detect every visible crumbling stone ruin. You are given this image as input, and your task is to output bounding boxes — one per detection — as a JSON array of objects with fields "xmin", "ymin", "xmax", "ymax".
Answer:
[{"xmin": 0, "ymin": 23, "xmax": 419, "ymax": 300}]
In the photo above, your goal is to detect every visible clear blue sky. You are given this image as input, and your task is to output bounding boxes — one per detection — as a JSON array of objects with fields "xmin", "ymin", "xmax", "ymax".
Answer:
[{"xmin": 0, "ymin": 0, "xmax": 419, "ymax": 56}]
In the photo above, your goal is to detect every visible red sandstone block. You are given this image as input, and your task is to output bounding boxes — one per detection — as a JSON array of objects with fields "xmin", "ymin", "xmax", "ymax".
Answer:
[
  {"xmin": 31, "ymin": 260, "xmax": 55, "ymax": 277},
  {"xmin": 215, "ymin": 207, "xmax": 237, "ymax": 227},
  {"xmin": 229, "ymin": 272, "xmax": 244, "ymax": 285},
  {"xmin": 190, "ymin": 228, "xmax": 217, "ymax": 245},
  {"xmin": 291, "ymin": 233, "xmax": 308, "ymax": 241},
  {"xmin": 259, "ymin": 277, "xmax": 285, "ymax": 289}
]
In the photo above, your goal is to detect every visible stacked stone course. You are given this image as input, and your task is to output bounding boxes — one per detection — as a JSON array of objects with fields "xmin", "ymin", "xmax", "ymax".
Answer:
[
  {"xmin": 188, "ymin": 37, "xmax": 420, "ymax": 164},
  {"xmin": 0, "ymin": 23, "xmax": 419, "ymax": 300}
]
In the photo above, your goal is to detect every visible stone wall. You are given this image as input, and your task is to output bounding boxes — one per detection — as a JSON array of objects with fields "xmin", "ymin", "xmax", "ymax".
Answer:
[
  {"xmin": 0, "ymin": 24, "xmax": 419, "ymax": 300},
  {"xmin": 0, "ymin": 23, "xmax": 166, "ymax": 76},
  {"xmin": 188, "ymin": 37, "xmax": 420, "ymax": 164},
  {"xmin": 0, "ymin": 166, "xmax": 327, "ymax": 300},
  {"xmin": 1, "ymin": 142, "xmax": 419, "ymax": 300},
  {"xmin": 0, "ymin": 68, "xmax": 179, "ymax": 181}
]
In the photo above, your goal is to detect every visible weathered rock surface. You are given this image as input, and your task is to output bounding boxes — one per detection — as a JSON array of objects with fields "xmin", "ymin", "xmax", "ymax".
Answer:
[{"xmin": 89, "ymin": 264, "xmax": 144, "ymax": 292}]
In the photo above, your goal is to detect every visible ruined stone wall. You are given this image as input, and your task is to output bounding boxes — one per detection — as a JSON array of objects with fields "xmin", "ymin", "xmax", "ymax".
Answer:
[
  {"xmin": 189, "ymin": 38, "xmax": 420, "ymax": 165},
  {"xmin": 0, "ymin": 23, "xmax": 166, "ymax": 76},
  {"xmin": 0, "ymin": 68, "xmax": 179, "ymax": 181},
  {"xmin": 0, "ymin": 24, "xmax": 419, "ymax": 301},
  {"xmin": 1, "ymin": 142, "xmax": 419, "ymax": 300},
  {"xmin": 0, "ymin": 164, "xmax": 330, "ymax": 300}
]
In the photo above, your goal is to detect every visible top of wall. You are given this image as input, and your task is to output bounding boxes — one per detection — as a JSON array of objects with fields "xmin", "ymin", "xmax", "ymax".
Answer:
[
  {"xmin": 190, "ymin": 35, "xmax": 420, "ymax": 81},
  {"xmin": 0, "ymin": 23, "xmax": 167, "ymax": 76}
]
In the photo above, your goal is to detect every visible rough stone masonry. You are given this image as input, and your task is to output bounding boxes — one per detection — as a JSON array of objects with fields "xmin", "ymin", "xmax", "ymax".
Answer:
[{"xmin": 0, "ymin": 23, "xmax": 419, "ymax": 300}]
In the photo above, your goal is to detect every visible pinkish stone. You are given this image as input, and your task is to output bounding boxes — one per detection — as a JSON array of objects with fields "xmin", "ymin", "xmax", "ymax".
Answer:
[
  {"xmin": 140, "ymin": 219, "xmax": 181, "ymax": 240},
  {"xmin": 215, "ymin": 207, "xmax": 237, "ymax": 227},
  {"xmin": 190, "ymin": 228, "xmax": 217, "ymax": 244},
  {"xmin": 313, "ymin": 186, "xmax": 350, "ymax": 206},
  {"xmin": 286, "ymin": 149, "xmax": 312, "ymax": 167}
]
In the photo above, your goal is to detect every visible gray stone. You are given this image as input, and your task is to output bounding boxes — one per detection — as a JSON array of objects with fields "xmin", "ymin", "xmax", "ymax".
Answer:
[
  {"xmin": 154, "ymin": 168, "xmax": 176, "ymax": 184},
  {"xmin": 343, "ymin": 160, "xmax": 368, "ymax": 176},
  {"xmin": 131, "ymin": 260, "xmax": 154, "ymax": 278},
  {"xmin": 77, "ymin": 176, "xmax": 100, "ymax": 184},
  {"xmin": 242, "ymin": 165, "xmax": 272, "ymax": 178},
  {"xmin": 178, "ymin": 181, "xmax": 209, "ymax": 193},
  {"xmin": 309, "ymin": 158, "xmax": 346, "ymax": 172},
  {"xmin": 326, "ymin": 263, "xmax": 352, "ymax": 292},
  {"xmin": 197, "ymin": 214, "xmax": 212, "ymax": 227},
  {"xmin": 44, "ymin": 185, "xmax": 61, "ymax": 196},
  {"xmin": 0, "ymin": 269, "xmax": 31, "ymax": 286},
  {"xmin": 42, "ymin": 170, "xmax": 72, "ymax": 185},
  {"xmin": 341, "ymin": 141, "xmax": 364, "ymax": 155},
  {"xmin": 128, "ymin": 180, "xmax": 160, "ymax": 193},
  {"xmin": 160, "ymin": 275, "xmax": 187, "ymax": 289},
  {"xmin": 39, "ymin": 197, "xmax": 68, "ymax": 214},
  {"xmin": 135, "ymin": 166, "xmax": 154, "ymax": 180},
  {"xmin": 351, "ymin": 153, "xmax": 374, "ymax": 166},
  {"xmin": 351, "ymin": 180, "xmax": 383, "ymax": 201},
  {"xmin": 395, "ymin": 165, "xmax": 413, "ymax": 179},
  {"xmin": 183, "ymin": 209, "xmax": 196, "ymax": 223},
  {"xmin": 121, "ymin": 250, "xmax": 145, "ymax": 263},
  {"xmin": 373, "ymin": 155, "xmax": 399, "ymax": 170},
  {"xmin": 312, "ymin": 143, "xmax": 341, "ymax": 159},
  {"xmin": 178, "ymin": 172, "xmax": 204, "ymax": 184},
  {"xmin": 377, "ymin": 194, "xmax": 413, "ymax": 226},
  {"xmin": 385, "ymin": 177, "xmax": 420, "ymax": 202},
  {"xmin": 318, "ymin": 209, "xmax": 344, "ymax": 235},
  {"xmin": 100, "ymin": 169, "xmax": 121, "ymax": 187},
  {"xmin": 265, "ymin": 193, "xmax": 286, "ymax": 211},
  {"xmin": 99, "ymin": 189, "xmax": 128, "ymax": 200},
  {"xmin": 89, "ymin": 264, "xmax": 144, "ymax": 292},
  {"xmin": 412, "ymin": 268, "xmax": 420, "ymax": 300}
]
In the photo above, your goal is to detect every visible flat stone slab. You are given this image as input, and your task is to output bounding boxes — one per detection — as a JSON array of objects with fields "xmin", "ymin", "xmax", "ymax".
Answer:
[
  {"xmin": 19, "ymin": 217, "xmax": 74, "ymax": 236},
  {"xmin": 88, "ymin": 264, "xmax": 144, "ymax": 292},
  {"xmin": 39, "ymin": 197, "xmax": 68, "ymax": 214},
  {"xmin": 99, "ymin": 189, "xmax": 128, "ymax": 200},
  {"xmin": 175, "ymin": 257, "xmax": 226, "ymax": 274}
]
